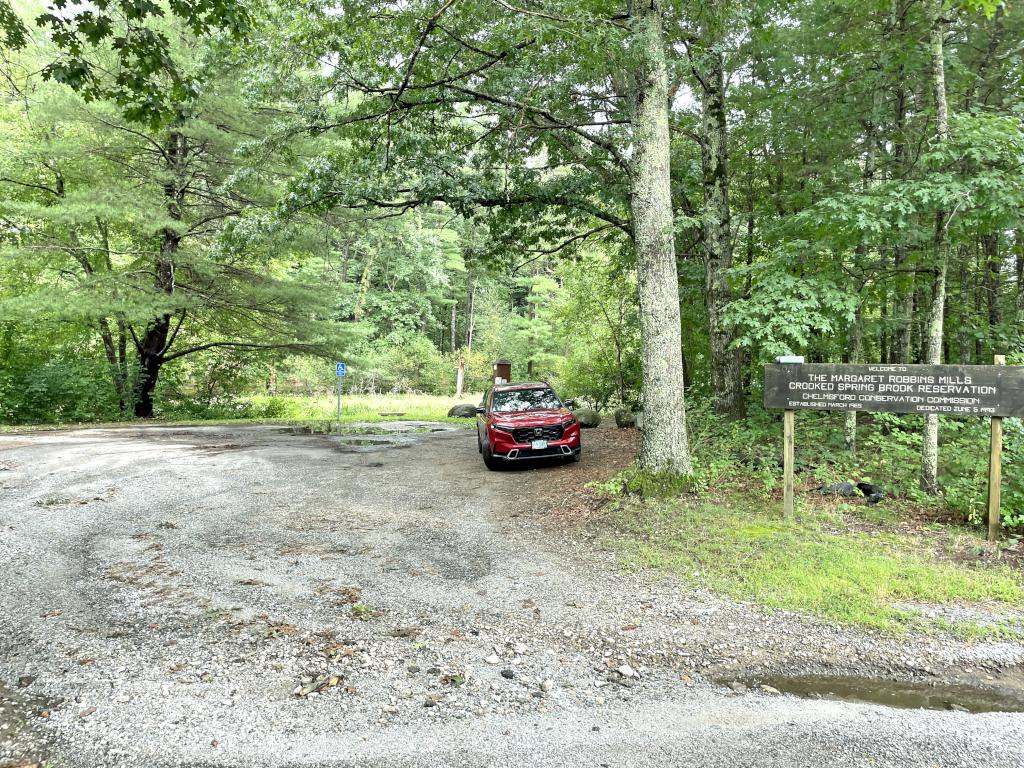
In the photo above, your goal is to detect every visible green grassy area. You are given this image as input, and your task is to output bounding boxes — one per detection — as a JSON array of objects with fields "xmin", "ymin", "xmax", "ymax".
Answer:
[
  {"xmin": 598, "ymin": 492, "xmax": 1024, "ymax": 635},
  {"xmin": 0, "ymin": 393, "xmax": 480, "ymax": 433},
  {"xmin": 240, "ymin": 392, "xmax": 480, "ymax": 424}
]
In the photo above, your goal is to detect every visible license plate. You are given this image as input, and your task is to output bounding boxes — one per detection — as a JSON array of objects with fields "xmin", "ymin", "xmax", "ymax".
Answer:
[{"xmin": 531, "ymin": 439, "xmax": 548, "ymax": 450}]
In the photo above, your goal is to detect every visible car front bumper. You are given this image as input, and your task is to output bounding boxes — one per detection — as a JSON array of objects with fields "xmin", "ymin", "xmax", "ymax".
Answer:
[{"xmin": 495, "ymin": 444, "xmax": 581, "ymax": 460}]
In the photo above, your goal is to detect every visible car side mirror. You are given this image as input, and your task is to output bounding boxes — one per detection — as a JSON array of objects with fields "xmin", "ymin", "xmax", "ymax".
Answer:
[
  {"xmin": 564, "ymin": 399, "xmax": 576, "ymax": 408},
  {"xmin": 475, "ymin": 406, "xmax": 485, "ymax": 414}
]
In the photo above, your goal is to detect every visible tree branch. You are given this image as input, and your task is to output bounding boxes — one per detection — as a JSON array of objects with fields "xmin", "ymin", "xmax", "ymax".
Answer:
[{"xmin": 161, "ymin": 340, "xmax": 323, "ymax": 363}]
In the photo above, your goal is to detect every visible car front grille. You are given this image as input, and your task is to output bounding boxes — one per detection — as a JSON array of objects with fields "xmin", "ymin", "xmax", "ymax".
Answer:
[{"xmin": 511, "ymin": 424, "xmax": 565, "ymax": 443}]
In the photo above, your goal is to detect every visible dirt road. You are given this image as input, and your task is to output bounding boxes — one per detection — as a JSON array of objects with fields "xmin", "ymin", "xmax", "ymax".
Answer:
[{"xmin": 1, "ymin": 424, "xmax": 1022, "ymax": 767}]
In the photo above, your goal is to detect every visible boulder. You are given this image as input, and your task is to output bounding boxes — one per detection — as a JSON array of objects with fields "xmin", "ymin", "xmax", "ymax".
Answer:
[
  {"xmin": 574, "ymin": 408, "xmax": 601, "ymax": 428},
  {"xmin": 447, "ymin": 403, "xmax": 478, "ymax": 418},
  {"xmin": 614, "ymin": 408, "xmax": 637, "ymax": 428}
]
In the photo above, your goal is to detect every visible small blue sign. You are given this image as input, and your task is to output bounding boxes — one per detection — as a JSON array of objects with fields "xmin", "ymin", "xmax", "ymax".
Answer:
[{"xmin": 336, "ymin": 362, "xmax": 347, "ymax": 377}]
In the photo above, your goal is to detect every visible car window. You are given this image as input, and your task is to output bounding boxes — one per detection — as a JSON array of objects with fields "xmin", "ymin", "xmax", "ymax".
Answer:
[{"xmin": 492, "ymin": 388, "xmax": 562, "ymax": 412}]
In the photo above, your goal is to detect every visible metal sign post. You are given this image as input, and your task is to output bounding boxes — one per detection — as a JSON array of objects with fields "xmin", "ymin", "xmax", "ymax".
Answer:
[{"xmin": 335, "ymin": 362, "xmax": 346, "ymax": 435}]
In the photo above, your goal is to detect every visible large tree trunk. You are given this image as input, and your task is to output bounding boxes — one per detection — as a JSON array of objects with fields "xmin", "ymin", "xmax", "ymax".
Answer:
[
  {"xmin": 134, "ymin": 131, "xmax": 187, "ymax": 418},
  {"xmin": 627, "ymin": 2, "xmax": 692, "ymax": 475},
  {"xmin": 921, "ymin": 0, "xmax": 950, "ymax": 494},
  {"xmin": 697, "ymin": 45, "xmax": 743, "ymax": 418}
]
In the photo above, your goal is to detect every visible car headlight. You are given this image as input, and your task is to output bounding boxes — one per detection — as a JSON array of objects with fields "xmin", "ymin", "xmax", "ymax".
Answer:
[
  {"xmin": 491, "ymin": 423, "xmax": 515, "ymax": 433},
  {"xmin": 561, "ymin": 417, "xmax": 577, "ymax": 427}
]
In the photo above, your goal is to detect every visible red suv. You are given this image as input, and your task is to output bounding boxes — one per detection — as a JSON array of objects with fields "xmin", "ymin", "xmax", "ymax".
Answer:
[{"xmin": 476, "ymin": 382, "xmax": 582, "ymax": 469}]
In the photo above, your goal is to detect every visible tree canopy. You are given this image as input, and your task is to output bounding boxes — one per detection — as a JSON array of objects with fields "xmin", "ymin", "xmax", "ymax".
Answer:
[{"xmin": 1, "ymin": 0, "xmax": 1022, "ymax": 494}]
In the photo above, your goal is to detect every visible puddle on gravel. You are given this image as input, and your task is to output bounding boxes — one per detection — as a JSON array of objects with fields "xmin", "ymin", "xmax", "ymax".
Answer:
[
  {"xmin": 0, "ymin": 682, "xmax": 55, "ymax": 763},
  {"xmin": 740, "ymin": 674, "xmax": 1024, "ymax": 713}
]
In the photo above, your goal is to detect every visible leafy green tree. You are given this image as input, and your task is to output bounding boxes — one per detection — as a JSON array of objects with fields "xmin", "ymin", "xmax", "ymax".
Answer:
[
  {"xmin": 252, "ymin": 0, "xmax": 694, "ymax": 475},
  {"xmin": 1, "ymin": 0, "xmax": 248, "ymax": 125},
  {"xmin": 0, "ymin": 33, "xmax": 344, "ymax": 418}
]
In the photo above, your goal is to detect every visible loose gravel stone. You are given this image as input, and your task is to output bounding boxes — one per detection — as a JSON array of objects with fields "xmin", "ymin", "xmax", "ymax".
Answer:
[{"xmin": 0, "ymin": 424, "xmax": 1021, "ymax": 768}]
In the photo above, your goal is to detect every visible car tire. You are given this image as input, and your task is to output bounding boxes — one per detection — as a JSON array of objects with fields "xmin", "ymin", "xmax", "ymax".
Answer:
[
  {"xmin": 482, "ymin": 441, "xmax": 500, "ymax": 471},
  {"xmin": 477, "ymin": 430, "xmax": 482, "ymax": 453},
  {"xmin": 569, "ymin": 448, "xmax": 581, "ymax": 463}
]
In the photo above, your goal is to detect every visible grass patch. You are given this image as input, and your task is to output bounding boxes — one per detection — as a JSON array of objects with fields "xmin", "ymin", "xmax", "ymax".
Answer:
[
  {"xmin": 0, "ymin": 393, "xmax": 480, "ymax": 432},
  {"xmin": 240, "ymin": 392, "xmax": 477, "ymax": 424},
  {"xmin": 600, "ymin": 494, "xmax": 1024, "ymax": 634}
]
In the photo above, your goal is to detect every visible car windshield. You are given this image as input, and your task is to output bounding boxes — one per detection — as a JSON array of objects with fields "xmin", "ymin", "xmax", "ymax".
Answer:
[{"xmin": 492, "ymin": 388, "xmax": 561, "ymax": 413}]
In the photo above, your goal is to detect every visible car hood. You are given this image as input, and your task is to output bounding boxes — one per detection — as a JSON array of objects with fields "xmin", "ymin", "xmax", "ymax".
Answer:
[{"xmin": 492, "ymin": 409, "xmax": 572, "ymax": 427}]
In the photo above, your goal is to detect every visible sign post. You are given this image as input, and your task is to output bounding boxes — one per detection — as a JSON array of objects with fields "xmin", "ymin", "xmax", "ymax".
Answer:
[
  {"xmin": 783, "ymin": 408, "xmax": 795, "ymax": 519},
  {"xmin": 988, "ymin": 355, "xmax": 1006, "ymax": 542},
  {"xmin": 335, "ymin": 362, "xmax": 347, "ymax": 435},
  {"xmin": 776, "ymin": 356, "xmax": 803, "ymax": 519},
  {"xmin": 764, "ymin": 360, "xmax": 1024, "ymax": 535}
]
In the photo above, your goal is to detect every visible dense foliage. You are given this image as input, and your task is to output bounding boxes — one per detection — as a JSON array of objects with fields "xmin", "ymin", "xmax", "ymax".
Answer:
[{"xmin": 1, "ymin": 1, "xmax": 1022, "ymax": 522}]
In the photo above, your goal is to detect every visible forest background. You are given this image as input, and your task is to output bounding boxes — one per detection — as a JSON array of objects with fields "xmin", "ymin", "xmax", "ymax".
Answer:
[{"xmin": 1, "ymin": 0, "xmax": 1022, "ymax": 530}]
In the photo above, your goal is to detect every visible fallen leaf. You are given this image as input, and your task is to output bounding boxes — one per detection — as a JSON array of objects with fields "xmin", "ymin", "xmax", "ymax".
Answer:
[{"xmin": 79, "ymin": 707, "xmax": 96, "ymax": 718}]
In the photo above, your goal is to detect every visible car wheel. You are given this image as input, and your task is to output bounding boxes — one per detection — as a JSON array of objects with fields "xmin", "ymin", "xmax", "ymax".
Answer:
[
  {"xmin": 477, "ymin": 430, "xmax": 482, "ymax": 453},
  {"xmin": 569, "ymin": 448, "xmax": 582, "ymax": 463},
  {"xmin": 482, "ymin": 441, "xmax": 500, "ymax": 471}
]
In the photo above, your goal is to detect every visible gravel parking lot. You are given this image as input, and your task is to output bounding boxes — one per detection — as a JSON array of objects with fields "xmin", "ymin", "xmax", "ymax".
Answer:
[{"xmin": 1, "ymin": 423, "xmax": 1023, "ymax": 767}]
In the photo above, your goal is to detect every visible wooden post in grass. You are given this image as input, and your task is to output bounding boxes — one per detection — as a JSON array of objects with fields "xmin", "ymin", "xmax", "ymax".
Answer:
[
  {"xmin": 775, "ymin": 355, "xmax": 803, "ymax": 520},
  {"xmin": 988, "ymin": 355, "xmax": 1006, "ymax": 542},
  {"xmin": 783, "ymin": 409, "xmax": 795, "ymax": 519}
]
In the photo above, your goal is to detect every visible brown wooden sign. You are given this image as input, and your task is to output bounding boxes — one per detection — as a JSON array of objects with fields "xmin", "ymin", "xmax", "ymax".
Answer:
[{"xmin": 764, "ymin": 363, "xmax": 1024, "ymax": 418}]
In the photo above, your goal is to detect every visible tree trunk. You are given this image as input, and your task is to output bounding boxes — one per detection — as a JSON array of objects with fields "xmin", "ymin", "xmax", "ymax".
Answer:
[
  {"xmin": 1016, "ymin": 232, "xmax": 1024, "ymax": 349},
  {"xmin": 134, "ymin": 130, "xmax": 187, "ymax": 419},
  {"xmin": 341, "ymin": 235, "xmax": 351, "ymax": 283},
  {"xmin": 921, "ymin": 0, "xmax": 950, "ymax": 495},
  {"xmin": 844, "ymin": 305, "xmax": 863, "ymax": 453},
  {"xmin": 626, "ymin": 2, "xmax": 692, "ymax": 475},
  {"xmin": 354, "ymin": 251, "xmax": 374, "ymax": 321},
  {"xmin": 983, "ymin": 233, "xmax": 1002, "ymax": 353},
  {"xmin": 697, "ymin": 44, "xmax": 743, "ymax": 418},
  {"xmin": 958, "ymin": 252, "xmax": 971, "ymax": 363},
  {"xmin": 892, "ymin": 261, "xmax": 914, "ymax": 363},
  {"xmin": 98, "ymin": 318, "xmax": 128, "ymax": 412},
  {"xmin": 526, "ymin": 282, "xmax": 537, "ymax": 379},
  {"xmin": 465, "ymin": 277, "xmax": 476, "ymax": 351},
  {"xmin": 889, "ymin": 0, "xmax": 913, "ymax": 365},
  {"xmin": 449, "ymin": 299, "xmax": 457, "ymax": 356},
  {"xmin": 455, "ymin": 351, "xmax": 465, "ymax": 397}
]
